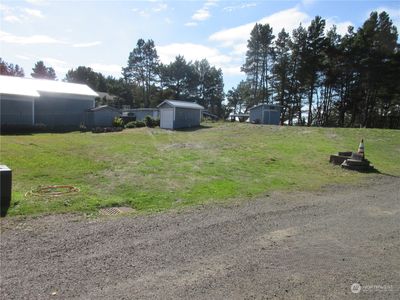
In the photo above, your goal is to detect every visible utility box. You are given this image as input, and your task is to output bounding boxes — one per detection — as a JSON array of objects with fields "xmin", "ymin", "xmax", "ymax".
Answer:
[{"xmin": 0, "ymin": 165, "xmax": 12, "ymax": 215}]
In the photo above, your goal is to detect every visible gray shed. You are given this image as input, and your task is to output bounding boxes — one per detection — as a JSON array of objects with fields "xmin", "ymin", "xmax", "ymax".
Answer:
[
  {"xmin": 249, "ymin": 104, "xmax": 281, "ymax": 125},
  {"xmin": 0, "ymin": 75, "xmax": 97, "ymax": 129},
  {"xmin": 85, "ymin": 105, "xmax": 121, "ymax": 128},
  {"xmin": 157, "ymin": 100, "xmax": 204, "ymax": 130}
]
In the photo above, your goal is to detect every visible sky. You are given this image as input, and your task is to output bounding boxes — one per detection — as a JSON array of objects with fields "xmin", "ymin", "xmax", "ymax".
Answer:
[{"xmin": 1, "ymin": 0, "xmax": 399, "ymax": 92}]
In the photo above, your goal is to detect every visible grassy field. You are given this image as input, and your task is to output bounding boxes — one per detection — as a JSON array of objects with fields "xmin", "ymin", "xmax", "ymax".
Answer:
[{"xmin": 1, "ymin": 122, "xmax": 399, "ymax": 217}]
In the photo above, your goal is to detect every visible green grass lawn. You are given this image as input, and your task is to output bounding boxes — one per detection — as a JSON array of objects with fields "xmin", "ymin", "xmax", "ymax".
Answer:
[{"xmin": 1, "ymin": 122, "xmax": 399, "ymax": 216}]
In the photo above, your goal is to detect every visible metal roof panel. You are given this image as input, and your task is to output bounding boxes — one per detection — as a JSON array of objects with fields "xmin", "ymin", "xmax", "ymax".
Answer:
[
  {"xmin": 158, "ymin": 100, "xmax": 204, "ymax": 109},
  {"xmin": 0, "ymin": 75, "xmax": 98, "ymax": 98}
]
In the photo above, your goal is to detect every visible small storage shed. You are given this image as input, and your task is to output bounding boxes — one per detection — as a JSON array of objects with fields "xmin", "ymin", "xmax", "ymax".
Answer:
[
  {"xmin": 157, "ymin": 100, "xmax": 204, "ymax": 130},
  {"xmin": 249, "ymin": 104, "xmax": 281, "ymax": 125},
  {"xmin": 85, "ymin": 105, "xmax": 121, "ymax": 128}
]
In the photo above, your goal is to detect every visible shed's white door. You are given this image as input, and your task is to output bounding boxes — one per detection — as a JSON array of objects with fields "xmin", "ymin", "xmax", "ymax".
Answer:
[{"xmin": 160, "ymin": 108, "xmax": 174, "ymax": 129}]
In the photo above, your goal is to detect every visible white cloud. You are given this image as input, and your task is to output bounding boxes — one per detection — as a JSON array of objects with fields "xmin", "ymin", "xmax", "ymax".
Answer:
[
  {"xmin": 73, "ymin": 41, "xmax": 102, "ymax": 48},
  {"xmin": 139, "ymin": 10, "xmax": 150, "ymax": 18},
  {"xmin": 185, "ymin": 22, "xmax": 198, "ymax": 27},
  {"xmin": 43, "ymin": 57, "xmax": 67, "ymax": 66},
  {"xmin": 89, "ymin": 63, "xmax": 122, "ymax": 77},
  {"xmin": 40, "ymin": 57, "xmax": 71, "ymax": 74},
  {"xmin": 205, "ymin": 0, "xmax": 218, "ymax": 7},
  {"xmin": 325, "ymin": 19, "xmax": 353, "ymax": 36},
  {"xmin": 154, "ymin": 3, "xmax": 167, "ymax": 13},
  {"xmin": 164, "ymin": 17, "xmax": 172, "ymax": 24},
  {"xmin": 190, "ymin": 0, "xmax": 217, "ymax": 22},
  {"xmin": 15, "ymin": 54, "xmax": 31, "ymax": 60},
  {"xmin": 192, "ymin": 8, "xmax": 210, "ymax": 21},
  {"xmin": 4, "ymin": 15, "xmax": 21, "ymax": 23},
  {"xmin": 223, "ymin": 3, "xmax": 256, "ymax": 12},
  {"xmin": 1, "ymin": 4, "xmax": 44, "ymax": 23},
  {"xmin": 23, "ymin": 8, "xmax": 44, "ymax": 18},
  {"xmin": 25, "ymin": 0, "xmax": 48, "ymax": 5},
  {"xmin": 0, "ymin": 30, "xmax": 66, "ymax": 45},
  {"xmin": 209, "ymin": 7, "xmax": 311, "ymax": 56},
  {"xmin": 207, "ymin": 6, "xmax": 355, "ymax": 79}
]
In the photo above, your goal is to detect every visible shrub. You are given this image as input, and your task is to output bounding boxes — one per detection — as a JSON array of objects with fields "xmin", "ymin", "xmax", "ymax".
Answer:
[
  {"xmin": 112, "ymin": 117, "xmax": 124, "ymax": 128},
  {"xmin": 144, "ymin": 115, "xmax": 154, "ymax": 127},
  {"xmin": 135, "ymin": 120, "xmax": 146, "ymax": 128},
  {"xmin": 144, "ymin": 115, "xmax": 160, "ymax": 128},
  {"xmin": 125, "ymin": 121, "xmax": 137, "ymax": 128}
]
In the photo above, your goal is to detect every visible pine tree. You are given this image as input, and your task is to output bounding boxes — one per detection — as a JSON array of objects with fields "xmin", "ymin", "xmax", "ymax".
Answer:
[{"xmin": 31, "ymin": 61, "xmax": 57, "ymax": 80}]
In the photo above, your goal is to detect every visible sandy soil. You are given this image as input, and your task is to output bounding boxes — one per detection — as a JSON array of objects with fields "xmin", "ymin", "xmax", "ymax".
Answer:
[{"xmin": 1, "ymin": 175, "xmax": 399, "ymax": 299}]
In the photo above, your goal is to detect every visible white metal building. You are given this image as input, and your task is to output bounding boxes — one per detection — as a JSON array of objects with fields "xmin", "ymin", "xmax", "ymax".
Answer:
[
  {"xmin": 0, "ymin": 75, "xmax": 98, "ymax": 129},
  {"xmin": 157, "ymin": 100, "xmax": 204, "ymax": 130}
]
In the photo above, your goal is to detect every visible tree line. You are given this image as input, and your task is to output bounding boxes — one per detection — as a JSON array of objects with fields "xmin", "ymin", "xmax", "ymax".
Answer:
[
  {"xmin": 1, "ymin": 40, "xmax": 225, "ymax": 117},
  {"xmin": 228, "ymin": 11, "xmax": 399, "ymax": 128},
  {"xmin": 1, "ymin": 11, "xmax": 399, "ymax": 128}
]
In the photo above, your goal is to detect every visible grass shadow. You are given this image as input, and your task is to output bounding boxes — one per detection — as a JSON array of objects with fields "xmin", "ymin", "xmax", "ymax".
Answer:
[{"xmin": 175, "ymin": 125, "xmax": 213, "ymax": 132}]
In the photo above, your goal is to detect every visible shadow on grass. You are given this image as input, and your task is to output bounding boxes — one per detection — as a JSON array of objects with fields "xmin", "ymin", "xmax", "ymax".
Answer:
[
  {"xmin": 175, "ymin": 125, "xmax": 213, "ymax": 132},
  {"xmin": 347, "ymin": 166, "xmax": 400, "ymax": 178}
]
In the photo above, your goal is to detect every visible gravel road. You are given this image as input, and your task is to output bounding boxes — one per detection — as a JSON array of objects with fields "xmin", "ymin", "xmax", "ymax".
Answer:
[{"xmin": 1, "ymin": 175, "xmax": 399, "ymax": 299}]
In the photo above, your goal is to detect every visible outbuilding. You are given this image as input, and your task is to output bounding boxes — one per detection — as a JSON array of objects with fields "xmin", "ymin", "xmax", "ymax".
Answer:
[
  {"xmin": 0, "ymin": 75, "xmax": 98, "ymax": 129},
  {"xmin": 157, "ymin": 100, "xmax": 204, "ymax": 130},
  {"xmin": 249, "ymin": 103, "xmax": 281, "ymax": 125},
  {"xmin": 85, "ymin": 105, "xmax": 121, "ymax": 128}
]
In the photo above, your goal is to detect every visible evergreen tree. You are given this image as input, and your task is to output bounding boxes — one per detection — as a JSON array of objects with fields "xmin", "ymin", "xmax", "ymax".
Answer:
[
  {"xmin": 242, "ymin": 23, "xmax": 275, "ymax": 106},
  {"xmin": 123, "ymin": 39, "xmax": 159, "ymax": 107},
  {"xmin": 0, "ymin": 58, "xmax": 25, "ymax": 77},
  {"xmin": 272, "ymin": 29, "xmax": 291, "ymax": 124},
  {"xmin": 31, "ymin": 61, "xmax": 57, "ymax": 80}
]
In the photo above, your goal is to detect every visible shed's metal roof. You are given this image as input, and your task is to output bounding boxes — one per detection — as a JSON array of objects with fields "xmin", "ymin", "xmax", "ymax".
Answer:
[
  {"xmin": 249, "ymin": 103, "xmax": 282, "ymax": 110},
  {"xmin": 87, "ymin": 105, "xmax": 120, "ymax": 112},
  {"xmin": 0, "ymin": 75, "xmax": 98, "ymax": 98},
  {"xmin": 157, "ymin": 100, "xmax": 204, "ymax": 110}
]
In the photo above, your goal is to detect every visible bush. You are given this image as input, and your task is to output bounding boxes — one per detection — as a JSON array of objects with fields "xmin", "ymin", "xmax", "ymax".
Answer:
[
  {"xmin": 135, "ymin": 120, "xmax": 146, "ymax": 128},
  {"xmin": 144, "ymin": 115, "xmax": 160, "ymax": 128},
  {"xmin": 144, "ymin": 115, "xmax": 154, "ymax": 127},
  {"xmin": 112, "ymin": 117, "xmax": 124, "ymax": 128},
  {"xmin": 125, "ymin": 121, "xmax": 137, "ymax": 128}
]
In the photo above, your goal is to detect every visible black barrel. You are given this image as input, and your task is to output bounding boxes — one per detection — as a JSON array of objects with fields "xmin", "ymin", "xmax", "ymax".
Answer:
[{"xmin": 0, "ymin": 165, "xmax": 12, "ymax": 217}]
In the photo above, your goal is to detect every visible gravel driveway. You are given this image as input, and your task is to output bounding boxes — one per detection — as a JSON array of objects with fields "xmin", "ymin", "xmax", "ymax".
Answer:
[{"xmin": 1, "ymin": 175, "xmax": 399, "ymax": 299}]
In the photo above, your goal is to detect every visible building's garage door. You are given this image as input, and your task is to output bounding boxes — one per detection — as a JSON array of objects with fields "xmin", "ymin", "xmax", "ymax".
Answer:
[{"xmin": 160, "ymin": 108, "xmax": 174, "ymax": 129}]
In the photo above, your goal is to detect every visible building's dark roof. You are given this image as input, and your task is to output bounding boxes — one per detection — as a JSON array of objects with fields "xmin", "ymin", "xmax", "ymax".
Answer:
[
  {"xmin": 157, "ymin": 100, "xmax": 204, "ymax": 110},
  {"xmin": 86, "ymin": 105, "xmax": 120, "ymax": 112}
]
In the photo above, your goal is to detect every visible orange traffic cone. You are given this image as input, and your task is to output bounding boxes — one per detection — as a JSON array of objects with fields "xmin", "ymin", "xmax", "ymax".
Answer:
[{"xmin": 357, "ymin": 139, "xmax": 365, "ymax": 158}]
